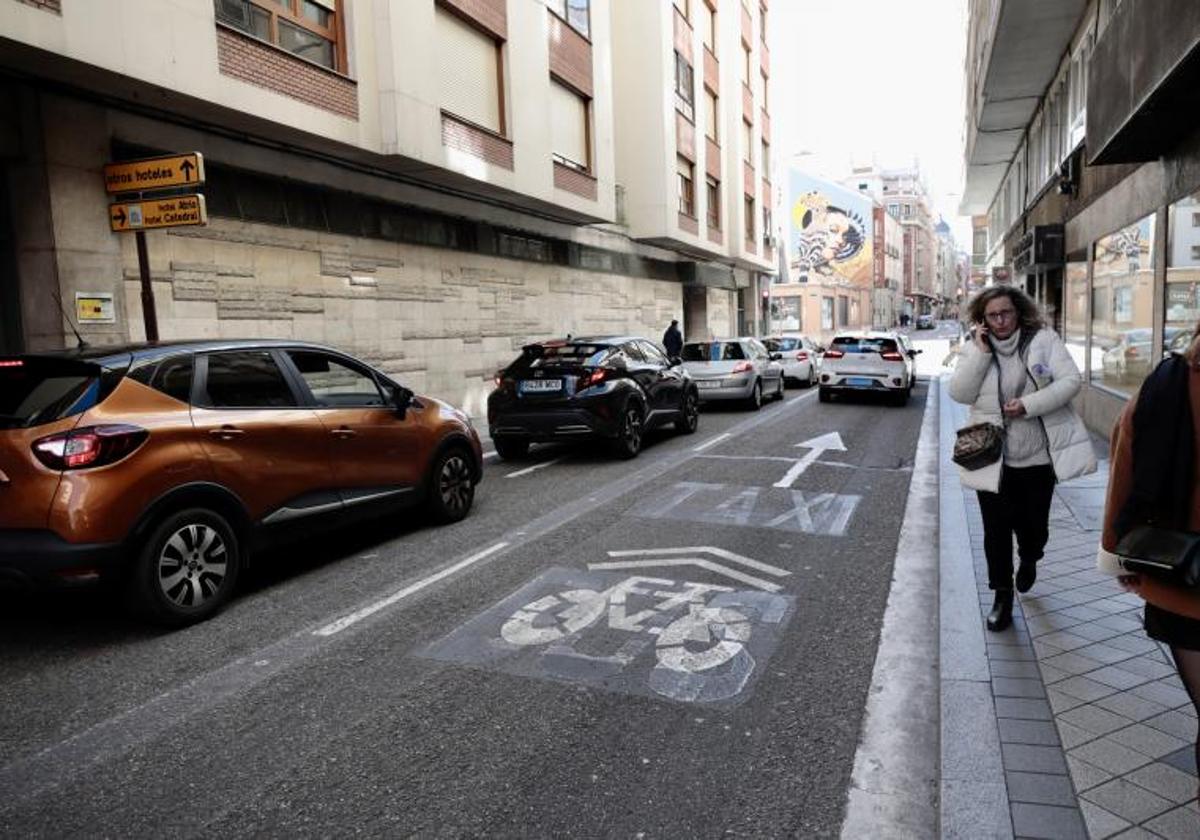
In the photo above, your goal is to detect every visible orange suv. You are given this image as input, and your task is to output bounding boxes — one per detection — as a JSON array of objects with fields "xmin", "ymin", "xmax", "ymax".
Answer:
[{"xmin": 0, "ymin": 340, "xmax": 482, "ymax": 626}]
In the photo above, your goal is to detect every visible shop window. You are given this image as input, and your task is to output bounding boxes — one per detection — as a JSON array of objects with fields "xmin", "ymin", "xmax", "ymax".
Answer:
[
  {"xmin": 1090, "ymin": 213, "xmax": 1156, "ymax": 396},
  {"xmin": 1063, "ymin": 261, "xmax": 1088, "ymax": 373},
  {"xmin": 771, "ymin": 297, "xmax": 801, "ymax": 331},
  {"xmin": 215, "ymin": 0, "xmax": 341, "ymax": 71},
  {"xmin": 1167, "ymin": 193, "xmax": 1200, "ymax": 357},
  {"xmin": 821, "ymin": 296, "xmax": 834, "ymax": 330}
]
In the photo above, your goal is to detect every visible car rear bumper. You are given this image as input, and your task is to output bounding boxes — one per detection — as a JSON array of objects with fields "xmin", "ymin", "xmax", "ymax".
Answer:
[
  {"xmin": 781, "ymin": 362, "xmax": 812, "ymax": 380},
  {"xmin": 0, "ymin": 530, "xmax": 123, "ymax": 589},
  {"xmin": 821, "ymin": 374, "xmax": 906, "ymax": 391},
  {"xmin": 489, "ymin": 408, "xmax": 620, "ymax": 442},
  {"xmin": 693, "ymin": 377, "xmax": 755, "ymax": 401}
]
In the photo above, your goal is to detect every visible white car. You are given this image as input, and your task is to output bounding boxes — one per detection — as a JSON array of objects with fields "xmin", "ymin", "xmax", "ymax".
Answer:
[
  {"xmin": 762, "ymin": 334, "xmax": 821, "ymax": 387},
  {"xmin": 680, "ymin": 338, "xmax": 785, "ymax": 410},
  {"xmin": 818, "ymin": 331, "xmax": 920, "ymax": 406}
]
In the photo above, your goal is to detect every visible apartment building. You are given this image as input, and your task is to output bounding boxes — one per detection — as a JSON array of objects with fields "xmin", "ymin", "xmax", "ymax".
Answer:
[
  {"xmin": 961, "ymin": 0, "xmax": 1200, "ymax": 435},
  {"xmin": 611, "ymin": 0, "xmax": 776, "ymax": 340},
  {"xmin": 0, "ymin": 0, "xmax": 775, "ymax": 416}
]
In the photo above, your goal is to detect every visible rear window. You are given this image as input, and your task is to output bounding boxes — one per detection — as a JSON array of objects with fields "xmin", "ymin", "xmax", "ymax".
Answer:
[
  {"xmin": 769, "ymin": 338, "xmax": 800, "ymax": 351},
  {"xmin": 0, "ymin": 357, "xmax": 102, "ymax": 429},
  {"xmin": 682, "ymin": 342, "xmax": 746, "ymax": 362},
  {"xmin": 516, "ymin": 344, "xmax": 610, "ymax": 369},
  {"xmin": 831, "ymin": 337, "xmax": 898, "ymax": 354}
]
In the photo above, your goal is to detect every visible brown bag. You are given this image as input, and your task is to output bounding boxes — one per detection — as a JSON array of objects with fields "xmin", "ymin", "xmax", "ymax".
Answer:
[{"xmin": 953, "ymin": 422, "xmax": 1005, "ymax": 470}]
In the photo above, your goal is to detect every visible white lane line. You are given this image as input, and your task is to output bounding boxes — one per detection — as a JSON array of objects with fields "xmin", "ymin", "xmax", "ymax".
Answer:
[
  {"xmin": 692, "ymin": 432, "xmax": 731, "ymax": 452},
  {"xmin": 313, "ymin": 542, "xmax": 510, "ymax": 636},
  {"xmin": 504, "ymin": 457, "xmax": 564, "ymax": 478},
  {"xmin": 605, "ymin": 546, "xmax": 790, "ymax": 577},
  {"xmin": 588, "ymin": 558, "xmax": 784, "ymax": 592},
  {"xmin": 483, "ymin": 451, "xmax": 499, "ymax": 461}
]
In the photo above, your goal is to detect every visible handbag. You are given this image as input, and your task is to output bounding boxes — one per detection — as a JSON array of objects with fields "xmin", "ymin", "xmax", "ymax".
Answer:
[
  {"xmin": 1115, "ymin": 526, "xmax": 1200, "ymax": 588},
  {"xmin": 953, "ymin": 346, "xmax": 1006, "ymax": 471}
]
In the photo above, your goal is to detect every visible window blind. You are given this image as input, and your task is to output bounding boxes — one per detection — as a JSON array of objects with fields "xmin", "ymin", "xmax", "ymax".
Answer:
[
  {"xmin": 437, "ymin": 8, "xmax": 502, "ymax": 133},
  {"xmin": 550, "ymin": 81, "xmax": 588, "ymax": 168}
]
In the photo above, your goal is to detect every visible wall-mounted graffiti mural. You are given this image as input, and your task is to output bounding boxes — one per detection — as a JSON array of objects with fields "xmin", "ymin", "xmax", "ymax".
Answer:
[{"xmin": 788, "ymin": 172, "xmax": 874, "ymax": 288}]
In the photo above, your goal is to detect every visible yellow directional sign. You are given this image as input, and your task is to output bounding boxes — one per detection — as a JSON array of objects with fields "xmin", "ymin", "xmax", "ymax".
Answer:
[
  {"xmin": 109, "ymin": 194, "xmax": 208, "ymax": 233},
  {"xmin": 103, "ymin": 152, "xmax": 205, "ymax": 194}
]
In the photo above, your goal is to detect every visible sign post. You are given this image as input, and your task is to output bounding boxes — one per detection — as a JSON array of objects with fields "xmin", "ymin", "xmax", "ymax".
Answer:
[{"xmin": 103, "ymin": 153, "xmax": 207, "ymax": 342}]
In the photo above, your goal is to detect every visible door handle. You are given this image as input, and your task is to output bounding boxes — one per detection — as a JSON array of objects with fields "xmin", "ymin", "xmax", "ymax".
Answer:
[
  {"xmin": 330, "ymin": 427, "xmax": 357, "ymax": 439},
  {"xmin": 209, "ymin": 425, "xmax": 245, "ymax": 440}
]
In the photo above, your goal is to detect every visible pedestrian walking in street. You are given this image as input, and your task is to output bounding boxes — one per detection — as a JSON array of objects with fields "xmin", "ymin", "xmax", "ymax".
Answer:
[
  {"xmin": 662, "ymin": 319, "xmax": 683, "ymax": 358},
  {"xmin": 1100, "ymin": 320, "xmax": 1200, "ymax": 800},
  {"xmin": 949, "ymin": 286, "xmax": 1096, "ymax": 632}
]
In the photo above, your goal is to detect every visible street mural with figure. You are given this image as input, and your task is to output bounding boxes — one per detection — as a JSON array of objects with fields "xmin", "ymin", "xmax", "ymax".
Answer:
[{"xmin": 788, "ymin": 172, "xmax": 874, "ymax": 288}]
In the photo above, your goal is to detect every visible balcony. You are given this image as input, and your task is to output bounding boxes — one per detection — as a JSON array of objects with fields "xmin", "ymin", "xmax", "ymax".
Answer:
[
  {"xmin": 1087, "ymin": 0, "xmax": 1200, "ymax": 165},
  {"xmin": 960, "ymin": 0, "xmax": 1087, "ymax": 214}
]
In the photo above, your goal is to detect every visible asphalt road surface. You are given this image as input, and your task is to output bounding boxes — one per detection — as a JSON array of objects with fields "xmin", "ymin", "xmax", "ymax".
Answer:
[{"xmin": 0, "ymin": 363, "xmax": 936, "ymax": 838}]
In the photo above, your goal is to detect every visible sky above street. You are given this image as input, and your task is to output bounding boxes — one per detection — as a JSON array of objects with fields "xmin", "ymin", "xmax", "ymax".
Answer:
[{"xmin": 770, "ymin": 0, "xmax": 970, "ymax": 245}]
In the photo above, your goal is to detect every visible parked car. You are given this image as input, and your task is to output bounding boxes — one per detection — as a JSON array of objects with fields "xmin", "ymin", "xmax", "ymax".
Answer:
[
  {"xmin": 680, "ymin": 338, "xmax": 785, "ymax": 409},
  {"xmin": 0, "ymin": 340, "xmax": 482, "ymax": 626},
  {"xmin": 761, "ymin": 334, "xmax": 822, "ymax": 387},
  {"xmin": 1101, "ymin": 327, "xmax": 1185, "ymax": 381},
  {"xmin": 915, "ymin": 313, "xmax": 936, "ymax": 330},
  {"xmin": 818, "ymin": 331, "xmax": 920, "ymax": 406},
  {"xmin": 488, "ymin": 336, "xmax": 699, "ymax": 461}
]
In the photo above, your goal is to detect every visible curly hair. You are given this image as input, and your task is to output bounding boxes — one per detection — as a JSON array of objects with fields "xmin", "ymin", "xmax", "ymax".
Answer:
[{"xmin": 965, "ymin": 285, "xmax": 1045, "ymax": 335}]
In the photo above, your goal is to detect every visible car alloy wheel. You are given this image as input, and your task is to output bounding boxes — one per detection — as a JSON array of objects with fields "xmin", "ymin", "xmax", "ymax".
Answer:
[
  {"xmin": 748, "ymin": 381, "xmax": 762, "ymax": 411},
  {"xmin": 676, "ymin": 390, "xmax": 699, "ymax": 434},
  {"xmin": 430, "ymin": 448, "xmax": 475, "ymax": 523},
  {"xmin": 614, "ymin": 404, "xmax": 643, "ymax": 459},
  {"xmin": 157, "ymin": 522, "xmax": 228, "ymax": 609}
]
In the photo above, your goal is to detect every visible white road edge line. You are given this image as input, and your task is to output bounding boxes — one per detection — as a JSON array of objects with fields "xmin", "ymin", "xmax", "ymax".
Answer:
[
  {"xmin": 587, "ymin": 558, "xmax": 783, "ymax": 592},
  {"xmin": 505, "ymin": 457, "xmax": 564, "ymax": 478},
  {"xmin": 605, "ymin": 546, "xmax": 790, "ymax": 577},
  {"xmin": 692, "ymin": 432, "xmax": 731, "ymax": 452},
  {"xmin": 313, "ymin": 542, "xmax": 510, "ymax": 636}
]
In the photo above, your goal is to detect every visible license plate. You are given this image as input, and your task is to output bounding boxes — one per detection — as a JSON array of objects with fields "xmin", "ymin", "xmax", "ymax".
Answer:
[
  {"xmin": 846, "ymin": 377, "xmax": 875, "ymax": 387},
  {"xmin": 696, "ymin": 380, "xmax": 721, "ymax": 389},
  {"xmin": 519, "ymin": 379, "xmax": 562, "ymax": 393}
]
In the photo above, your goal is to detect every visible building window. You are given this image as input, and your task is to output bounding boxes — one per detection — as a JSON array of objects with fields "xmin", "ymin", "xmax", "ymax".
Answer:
[
  {"xmin": 1192, "ymin": 245, "xmax": 1200, "ymax": 261},
  {"xmin": 744, "ymin": 195, "xmax": 755, "ymax": 242},
  {"xmin": 760, "ymin": 71, "xmax": 768, "ymax": 109},
  {"xmin": 837, "ymin": 295, "xmax": 849, "ymax": 327},
  {"xmin": 1192, "ymin": 211, "xmax": 1200, "ymax": 227},
  {"xmin": 545, "ymin": 0, "xmax": 590, "ymax": 38},
  {"xmin": 704, "ymin": 89, "xmax": 719, "ymax": 143},
  {"xmin": 674, "ymin": 52, "xmax": 695, "ymax": 121},
  {"xmin": 678, "ymin": 157, "xmax": 696, "ymax": 217},
  {"xmin": 888, "ymin": 203, "xmax": 899, "ymax": 218},
  {"xmin": 700, "ymin": 0, "xmax": 716, "ymax": 54},
  {"xmin": 742, "ymin": 120, "xmax": 752, "ymax": 163},
  {"xmin": 762, "ymin": 204, "xmax": 772, "ymax": 248},
  {"xmin": 550, "ymin": 80, "xmax": 589, "ymax": 171},
  {"xmin": 215, "ymin": 0, "xmax": 341, "ymax": 70},
  {"xmin": 759, "ymin": 3, "xmax": 768, "ymax": 42},
  {"xmin": 437, "ymin": 7, "xmax": 503, "ymax": 134},
  {"xmin": 706, "ymin": 176, "xmax": 720, "ymax": 229},
  {"xmin": 743, "ymin": 44, "xmax": 752, "ymax": 81},
  {"xmin": 821, "ymin": 296, "xmax": 834, "ymax": 330},
  {"xmin": 761, "ymin": 140, "xmax": 769, "ymax": 173}
]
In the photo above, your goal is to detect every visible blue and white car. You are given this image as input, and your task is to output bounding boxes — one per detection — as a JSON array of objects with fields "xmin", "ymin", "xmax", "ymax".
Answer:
[{"xmin": 817, "ymin": 331, "xmax": 919, "ymax": 406}]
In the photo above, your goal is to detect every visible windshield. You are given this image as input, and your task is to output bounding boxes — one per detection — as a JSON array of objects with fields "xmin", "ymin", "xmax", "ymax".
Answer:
[
  {"xmin": 0, "ymin": 358, "xmax": 101, "ymax": 429},
  {"xmin": 681, "ymin": 342, "xmax": 746, "ymax": 362}
]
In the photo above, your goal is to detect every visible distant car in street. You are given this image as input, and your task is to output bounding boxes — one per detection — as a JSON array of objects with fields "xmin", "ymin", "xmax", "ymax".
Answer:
[
  {"xmin": 488, "ymin": 336, "xmax": 699, "ymax": 461},
  {"xmin": 1101, "ymin": 327, "xmax": 1185, "ymax": 381},
  {"xmin": 761, "ymin": 334, "xmax": 821, "ymax": 387},
  {"xmin": 818, "ymin": 331, "xmax": 920, "ymax": 406},
  {"xmin": 680, "ymin": 338, "xmax": 785, "ymax": 409},
  {"xmin": 0, "ymin": 340, "xmax": 482, "ymax": 627},
  {"xmin": 915, "ymin": 314, "xmax": 936, "ymax": 330}
]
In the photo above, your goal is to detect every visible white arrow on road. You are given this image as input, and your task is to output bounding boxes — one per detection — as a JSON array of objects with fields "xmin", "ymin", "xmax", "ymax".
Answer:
[
  {"xmin": 589, "ymin": 546, "xmax": 790, "ymax": 592},
  {"xmin": 773, "ymin": 431, "xmax": 847, "ymax": 489}
]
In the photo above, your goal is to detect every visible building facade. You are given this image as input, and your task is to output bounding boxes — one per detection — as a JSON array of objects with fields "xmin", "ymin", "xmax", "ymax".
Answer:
[
  {"xmin": 0, "ymin": 0, "xmax": 775, "ymax": 417},
  {"xmin": 962, "ymin": 0, "xmax": 1200, "ymax": 436}
]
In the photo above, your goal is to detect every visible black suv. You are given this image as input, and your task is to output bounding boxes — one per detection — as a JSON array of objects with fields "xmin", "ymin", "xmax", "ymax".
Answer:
[{"xmin": 487, "ymin": 337, "xmax": 700, "ymax": 459}]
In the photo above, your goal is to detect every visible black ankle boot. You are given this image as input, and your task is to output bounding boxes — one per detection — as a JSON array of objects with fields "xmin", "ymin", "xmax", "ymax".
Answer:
[
  {"xmin": 987, "ymin": 589, "xmax": 1014, "ymax": 632},
  {"xmin": 1016, "ymin": 560, "xmax": 1037, "ymax": 594}
]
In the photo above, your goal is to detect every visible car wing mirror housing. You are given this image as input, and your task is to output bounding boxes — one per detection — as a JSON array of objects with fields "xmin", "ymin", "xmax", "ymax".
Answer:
[{"xmin": 392, "ymin": 385, "xmax": 414, "ymax": 415}]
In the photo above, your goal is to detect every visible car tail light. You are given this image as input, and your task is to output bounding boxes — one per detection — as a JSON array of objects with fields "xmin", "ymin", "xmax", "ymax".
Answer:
[
  {"xmin": 823, "ymin": 350, "xmax": 845, "ymax": 359},
  {"xmin": 577, "ymin": 367, "xmax": 612, "ymax": 389},
  {"xmin": 881, "ymin": 351, "xmax": 905, "ymax": 362},
  {"xmin": 795, "ymin": 351, "xmax": 809, "ymax": 361},
  {"xmin": 32, "ymin": 424, "xmax": 148, "ymax": 471},
  {"xmin": 0, "ymin": 359, "xmax": 23, "ymax": 368},
  {"xmin": 732, "ymin": 361, "xmax": 754, "ymax": 373}
]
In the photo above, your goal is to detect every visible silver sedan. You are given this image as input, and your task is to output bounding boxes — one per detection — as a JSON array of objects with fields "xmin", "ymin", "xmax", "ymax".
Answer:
[{"xmin": 680, "ymin": 338, "xmax": 785, "ymax": 410}]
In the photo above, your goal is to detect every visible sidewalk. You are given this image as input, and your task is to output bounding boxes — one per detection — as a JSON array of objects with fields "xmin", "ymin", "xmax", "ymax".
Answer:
[{"xmin": 938, "ymin": 377, "xmax": 1199, "ymax": 839}]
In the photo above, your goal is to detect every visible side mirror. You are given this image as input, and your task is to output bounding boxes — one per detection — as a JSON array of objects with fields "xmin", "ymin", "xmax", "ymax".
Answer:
[
  {"xmin": 391, "ymin": 385, "xmax": 414, "ymax": 414},
  {"xmin": 770, "ymin": 352, "xmax": 783, "ymax": 361},
  {"xmin": 669, "ymin": 356, "xmax": 682, "ymax": 367}
]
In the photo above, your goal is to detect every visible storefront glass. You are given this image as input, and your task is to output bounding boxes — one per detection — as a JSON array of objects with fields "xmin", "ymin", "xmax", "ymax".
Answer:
[
  {"xmin": 771, "ymin": 297, "xmax": 802, "ymax": 331},
  {"xmin": 1090, "ymin": 213, "xmax": 1156, "ymax": 395},
  {"xmin": 1166, "ymin": 193, "xmax": 1200, "ymax": 357},
  {"xmin": 1063, "ymin": 260, "xmax": 1088, "ymax": 374}
]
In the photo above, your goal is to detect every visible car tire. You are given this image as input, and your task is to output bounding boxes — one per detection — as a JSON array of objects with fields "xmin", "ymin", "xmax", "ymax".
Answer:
[
  {"xmin": 806, "ymin": 367, "xmax": 817, "ymax": 388},
  {"xmin": 611, "ymin": 401, "xmax": 644, "ymax": 459},
  {"xmin": 774, "ymin": 377, "xmax": 785, "ymax": 401},
  {"xmin": 427, "ymin": 446, "xmax": 475, "ymax": 524},
  {"xmin": 818, "ymin": 386, "xmax": 831, "ymax": 403},
  {"xmin": 126, "ymin": 507, "xmax": 241, "ymax": 627},
  {"xmin": 675, "ymin": 389, "xmax": 700, "ymax": 434},
  {"xmin": 746, "ymin": 380, "xmax": 762, "ymax": 411},
  {"xmin": 492, "ymin": 436, "xmax": 529, "ymax": 460}
]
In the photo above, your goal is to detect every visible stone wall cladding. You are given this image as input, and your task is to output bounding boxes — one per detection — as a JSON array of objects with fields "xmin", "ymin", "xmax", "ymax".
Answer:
[
  {"xmin": 216, "ymin": 25, "xmax": 358, "ymax": 120},
  {"xmin": 122, "ymin": 220, "xmax": 681, "ymax": 420},
  {"xmin": 11, "ymin": 0, "xmax": 60, "ymax": 12},
  {"xmin": 439, "ymin": 0, "xmax": 507, "ymax": 39},
  {"xmin": 442, "ymin": 113, "xmax": 514, "ymax": 170},
  {"xmin": 554, "ymin": 162, "xmax": 598, "ymax": 200},
  {"xmin": 548, "ymin": 13, "xmax": 592, "ymax": 97}
]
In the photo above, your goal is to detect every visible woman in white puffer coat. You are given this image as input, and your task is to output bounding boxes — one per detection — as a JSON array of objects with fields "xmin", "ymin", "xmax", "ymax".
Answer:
[{"xmin": 949, "ymin": 286, "xmax": 1096, "ymax": 632}]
